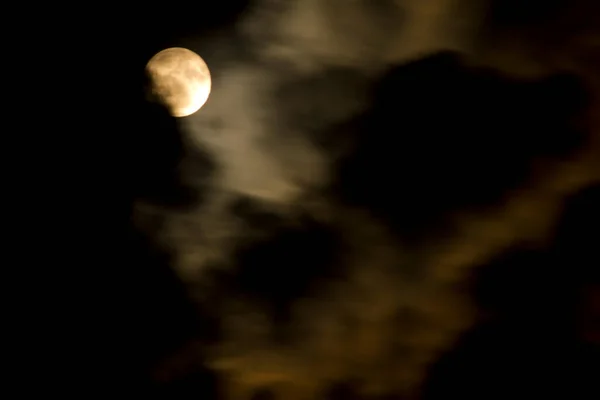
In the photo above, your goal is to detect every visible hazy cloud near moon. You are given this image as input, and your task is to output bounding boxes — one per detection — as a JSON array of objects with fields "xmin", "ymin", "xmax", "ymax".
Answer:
[
  {"xmin": 135, "ymin": 0, "xmax": 600, "ymax": 398},
  {"xmin": 178, "ymin": 0, "xmax": 478, "ymax": 206}
]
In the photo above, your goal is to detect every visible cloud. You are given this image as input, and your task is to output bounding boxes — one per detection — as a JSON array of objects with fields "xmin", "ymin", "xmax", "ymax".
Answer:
[
  {"xmin": 424, "ymin": 183, "xmax": 600, "ymax": 399},
  {"xmin": 131, "ymin": 1, "xmax": 600, "ymax": 399},
  {"xmin": 334, "ymin": 52, "xmax": 592, "ymax": 241}
]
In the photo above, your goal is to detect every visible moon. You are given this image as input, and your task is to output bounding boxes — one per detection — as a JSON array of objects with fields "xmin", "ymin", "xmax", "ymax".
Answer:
[{"xmin": 145, "ymin": 47, "xmax": 212, "ymax": 117}]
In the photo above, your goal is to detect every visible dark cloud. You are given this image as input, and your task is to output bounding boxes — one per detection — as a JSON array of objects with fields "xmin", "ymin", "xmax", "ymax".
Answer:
[
  {"xmin": 334, "ymin": 51, "xmax": 590, "ymax": 242},
  {"xmin": 424, "ymin": 183, "xmax": 600, "ymax": 399},
  {"xmin": 488, "ymin": 0, "xmax": 568, "ymax": 26},
  {"xmin": 223, "ymin": 209, "xmax": 344, "ymax": 324},
  {"xmin": 553, "ymin": 184, "xmax": 600, "ymax": 279}
]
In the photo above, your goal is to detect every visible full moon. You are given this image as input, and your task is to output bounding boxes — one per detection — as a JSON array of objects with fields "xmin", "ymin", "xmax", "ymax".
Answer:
[{"xmin": 145, "ymin": 47, "xmax": 212, "ymax": 117}]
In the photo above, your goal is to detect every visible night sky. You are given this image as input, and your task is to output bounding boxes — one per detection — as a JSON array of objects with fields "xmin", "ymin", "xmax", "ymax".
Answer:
[{"xmin": 46, "ymin": 0, "xmax": 600, "ymax": 398}]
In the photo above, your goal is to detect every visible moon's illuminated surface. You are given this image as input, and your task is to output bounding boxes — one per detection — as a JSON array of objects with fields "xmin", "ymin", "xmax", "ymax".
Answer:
[{"xmin": 146, "ymin": 47, "xmax": 212, "ymax": 117}]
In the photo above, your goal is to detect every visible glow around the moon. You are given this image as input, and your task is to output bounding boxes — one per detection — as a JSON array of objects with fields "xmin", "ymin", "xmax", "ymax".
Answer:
[{"xmin": 146, "ymin": 47, "xmax": 212, "ymax": 117}]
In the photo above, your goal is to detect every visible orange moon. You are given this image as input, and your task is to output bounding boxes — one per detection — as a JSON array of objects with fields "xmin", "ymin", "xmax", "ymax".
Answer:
[{"xmin": 145, "ymin": 47, "xmax": 212, "ymax": 117}]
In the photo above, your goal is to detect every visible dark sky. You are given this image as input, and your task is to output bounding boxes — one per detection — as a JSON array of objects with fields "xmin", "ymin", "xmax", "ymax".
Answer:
[{"xmin": 48, "ymin": 1, "xmax": 600, "ymax": 399}]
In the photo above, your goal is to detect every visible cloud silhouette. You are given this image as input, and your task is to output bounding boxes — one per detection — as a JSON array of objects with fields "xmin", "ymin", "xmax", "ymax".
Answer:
[{"xmin": 334, "ymin": 51, "xmax": 590, "ymax": 241}]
